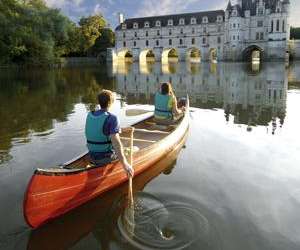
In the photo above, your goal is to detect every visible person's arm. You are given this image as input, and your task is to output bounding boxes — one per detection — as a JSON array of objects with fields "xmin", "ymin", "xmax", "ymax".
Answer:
[
  {"xmin": 111, "ymin": 133, "xmax": 134, "ymax": 177},
  {"xmin": 172, "ymin": 95, "xmax": 183, "ymax": 116}
]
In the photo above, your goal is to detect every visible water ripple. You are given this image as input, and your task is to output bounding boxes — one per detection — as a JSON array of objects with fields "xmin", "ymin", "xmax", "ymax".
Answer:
[{"xmin": 116, "ymin": 192, "xmax": 215, "ymax": 250}]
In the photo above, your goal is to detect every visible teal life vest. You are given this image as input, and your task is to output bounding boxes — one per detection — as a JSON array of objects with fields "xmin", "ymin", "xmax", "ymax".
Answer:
[
  {"xmin": 85, "ymin": 111, "xmax": 113, "ymax": 153},
  {"xmin": 154, "ymin": 92, "xmax": 173, "ymax": 119}
]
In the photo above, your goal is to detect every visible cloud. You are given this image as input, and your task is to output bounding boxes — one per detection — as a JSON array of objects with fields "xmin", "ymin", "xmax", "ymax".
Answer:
[
  {"xmin": 135, "ymin": 0, "xmax": 199, "ymax": 17},
  {"xmin": 290, "ymin": 0, "xmax": 300, "ymax": 27}
]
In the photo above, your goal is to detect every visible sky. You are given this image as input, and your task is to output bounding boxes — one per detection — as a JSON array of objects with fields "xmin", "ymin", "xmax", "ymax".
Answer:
[{"xmin": 44, "ymin": 0, "xmax": 300, "ymax": 28}]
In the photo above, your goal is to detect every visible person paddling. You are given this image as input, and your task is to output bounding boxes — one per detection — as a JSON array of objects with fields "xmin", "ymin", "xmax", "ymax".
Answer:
[
  {"xmin": 154, "ymin": 82, "xmax": 184, "ymax": 124},
  {"xmin": 85, "ymin": 90, "xmax": 134, "ymax": 177}
]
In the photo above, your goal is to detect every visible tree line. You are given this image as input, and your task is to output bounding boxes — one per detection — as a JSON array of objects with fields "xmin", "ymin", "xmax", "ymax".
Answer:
[
  {"xmin": 290, "ymin": 27, "xmax": 300, "ymax": 40},
  {"xmin": 0, "ymin": 0, "xmax": 115, "ymax": 66}
]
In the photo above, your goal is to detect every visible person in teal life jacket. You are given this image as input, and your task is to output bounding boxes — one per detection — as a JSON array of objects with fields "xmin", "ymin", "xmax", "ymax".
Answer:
[
  {"xmin": 85, "ymin": 90, "xmax": 134, "ymax": 177},
  {"xmin": 154, "ymin": 82, "xmax": 184, "ymax": 123}
]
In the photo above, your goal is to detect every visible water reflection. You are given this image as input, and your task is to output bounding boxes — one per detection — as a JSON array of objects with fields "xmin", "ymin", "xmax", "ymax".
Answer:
[
  {"xmin": 114, "ymin": 62, "xmax": 287, "ymax": 131},
  {"xmin": 0, "ymin": 67, "xmax": 114, "ymax": 164}
]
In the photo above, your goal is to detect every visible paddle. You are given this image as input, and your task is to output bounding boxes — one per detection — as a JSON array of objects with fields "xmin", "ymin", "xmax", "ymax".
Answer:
[
  {"xmin": 126, "ymin": 127, "xmax": 135, "ymax": 237},
  {"xmin": 128, "ymin": 127, "xmax": 134, "ymax": 205}
]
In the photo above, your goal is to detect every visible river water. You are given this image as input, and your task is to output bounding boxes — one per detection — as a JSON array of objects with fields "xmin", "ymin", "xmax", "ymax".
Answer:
[{"xmin": 0, "ymin": 62, "xmax": 300, "ymax": 250}]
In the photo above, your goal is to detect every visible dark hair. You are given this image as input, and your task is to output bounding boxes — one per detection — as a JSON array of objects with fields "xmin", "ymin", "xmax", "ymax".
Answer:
[
  {"xmin": 161, "ymin": 82, "xmax": 171, "ymax": 95},
  {"xmin": 98, "ymin": 90, "xmax": 114, "ymax": 109}
]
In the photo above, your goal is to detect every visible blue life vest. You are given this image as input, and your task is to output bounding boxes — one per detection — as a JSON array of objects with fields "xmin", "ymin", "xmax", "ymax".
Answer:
[
  {"xmin": 154, "ymin": 92, "xmax": 173, "ymax": 119},
  {"xmin": 85, "ymin": 111, "xmax": 113, "ymax": 153}
]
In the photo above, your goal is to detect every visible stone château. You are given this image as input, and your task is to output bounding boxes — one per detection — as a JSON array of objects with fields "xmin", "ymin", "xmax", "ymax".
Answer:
[{"xmin": 110, "ymin": 0, "xmax": 290, "ymax": 63}]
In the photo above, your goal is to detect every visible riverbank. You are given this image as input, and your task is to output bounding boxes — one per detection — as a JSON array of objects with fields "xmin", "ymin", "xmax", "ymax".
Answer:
[{"xmin": 0, "ymin": 57, "xmax": 107, "ymax": 69}]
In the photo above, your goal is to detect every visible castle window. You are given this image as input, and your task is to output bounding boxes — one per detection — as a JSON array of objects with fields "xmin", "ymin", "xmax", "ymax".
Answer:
[
  {"xmin": 276, "ymin": 19, "xmax": 279, "ymax": 31},
  {"xmin": 203, "ymin": 27, "xmax": 207, "ymax": 33},
  {"xmin": 232, "ymin": 10, "xmax": 237, "ymax": 16},
  {"xmin": 169, "ymin": 29, "xmax": 172, "ymax": 35},
  {"xmin": 157, "ymin": 30, "xmax": 160, "ymax": 36},
  {"xmin": 256, "ymin": 32, "xmax": 259, "ymax": 40},
  {"xmin": 258, "ymin": 8, "xmax": 264, "ymax": 15},
  {"xmin": 134, "ymin": 41, "xmax": 136, "ymax": 47},
  {"xmin": 179, "ymin": 38, "xmax": 183, "ymax": 45},
  {"xmin": 276, "ymin": 8, "xmax": 280, "ymax": 13},
  {"xmin": 146, "ymin": 31, "xmax": 148, "ymax": 37},
  {"xmin": 123, "ymin": 32, "xmax": 126, "ymax": 38},
  {"xmin": 271, "ymin": 20, "xmax": 274, "ymax": 33},
  {"xmin": 144, "ymin": 21, "xmax": 150, "ymax": 28},
  {"xmin": 134, "ymin": 32, "xmax": 137, "ymax": 37},
  {"xmin": 257, "ymin": 20, "xmax": 263, "ymax": 27},
  {"xmin": 202, "ymin": 16, "xmax": 208, "ymax": 23},
  {"xmin": 237, "ymin": 35, "xmax": 239, "ymax": 40},
  {"xmin": 202, "ymin": 37, "xmax": 206, "ymax": 44},
  {"xmin": 260, "ymin": 32, "xmax": 264, "ymax": 40},
  {"xmin": 179, "ymin": 18, "xmax": 185, "ymax": 25},
  {"xmin": 218, "ymin": 26, "xmax": 221, "ymax": 32},
  {"xmin": 192, "ymin": 28, "xmax": 195, "ymax": 34},
  {"xmin": 123, "ymin": 41, "xmax": 126, "ymax": 47},
  {"xmin": 217, "ymin": 15, "xmax": 223, "ymax": 22},
  {"xmin": 169, "ymin": 39, "xmax": 172, "ymax": 45},
  {"xmin": 218, "ymin": 36, "xmax": 221, "ymax": 43},
  {"xmin": 180, "ymin": 28, "xmax": 183, "ymax": 34},
  {"xmin": 146, "ymin": 40, "xmax": 149, "ymax": 46},
  {"xmin": 282, "ymin": 20, "xmax": 285, "ymax": 32},
  {"xmin": 233, "ymin": 23, "xmax": 236, "ymax": 28},
  {"xmin": 156, "ymin": 40, "xmax": 159, "ymax": 46},
  {"xmin": 122, "ymin": 23, "xmax": 126, "ymax": 29},
  {"xmin": 133, "ymin": 22, "xmax": 138, "ymax": 29},
  {"xmin": 191, "ymin": 17, "xmax": 196, "ymax": 24},
  {"xmin": 233, "ymin": 35, "xmax": 235, "ymax": 40},
  {"xmin": 192, "ymin": 38, "xmax": 195, "ymax": 44},
  {"xmin": 168, "ymin": 19, "xmax": 173, "ymax": 26},
  {"xmin": 156, "ymin": 20, "xmax": 161, "ymax": 27}
]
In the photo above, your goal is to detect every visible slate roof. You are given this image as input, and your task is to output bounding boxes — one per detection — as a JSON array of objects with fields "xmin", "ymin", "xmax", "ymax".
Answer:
[
  {"xmin": 227, "ymin": 0, "xmax": 289, "ymax": 17},
  {"xmin": 115, "ymin": 10, "xmax": 225, "ymax": 30}
]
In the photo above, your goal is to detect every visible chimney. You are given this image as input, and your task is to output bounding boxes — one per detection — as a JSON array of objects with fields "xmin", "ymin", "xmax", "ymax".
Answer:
[{"xmin": 118, "ymin": 13, "xmax": 124, "ymax": 24}]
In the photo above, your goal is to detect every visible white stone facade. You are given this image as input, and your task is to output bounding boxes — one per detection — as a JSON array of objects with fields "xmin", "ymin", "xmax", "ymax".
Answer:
[{"xmin": 113, "ymin": 0, "xmax": 290, "ymax": 62}]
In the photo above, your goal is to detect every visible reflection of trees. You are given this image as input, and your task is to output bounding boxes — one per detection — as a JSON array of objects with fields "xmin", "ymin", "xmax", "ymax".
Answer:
[{"xmin": 0, "ymin": 67, "xmax": 114, "ymax": 164}]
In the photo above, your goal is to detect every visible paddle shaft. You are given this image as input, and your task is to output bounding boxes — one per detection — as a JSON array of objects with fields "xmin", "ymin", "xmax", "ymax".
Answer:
[{"xmin": 128, "ymin": 127, "xmax": 134, "ymax": 205}]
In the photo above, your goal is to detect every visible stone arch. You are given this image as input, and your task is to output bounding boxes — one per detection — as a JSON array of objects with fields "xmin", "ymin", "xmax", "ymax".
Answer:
[
  {"xmin": 186, "ymin": 47, "xmax": 201, "ymax": 63},
  {"xmin": 117, "ymin": 49, "xmax": 133, "ymax": 62},
  {"xmin": 243, "ymin": 45, "xmax": 264, "ymax": 63},
  {"xmin": 139, "ymin": 49, "xmax": 156, "ymax": 64},
  {"xmin": 209, "ymin": 48, "xmax": 218, "ymax": 63},
  {"xmin": 161, "ymin": 48, "xmax": 179, "ymax": 64}
]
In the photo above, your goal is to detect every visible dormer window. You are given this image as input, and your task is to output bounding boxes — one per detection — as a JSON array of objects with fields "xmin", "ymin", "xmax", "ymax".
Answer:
[
  {"xmin": 121, "ymin": 23, "xmax": 127, "ymax": 29},
  {"xmin": 202, "ymin": 16, "xmax": 208, "ymax": 24},
  {"xmin": 179, "ymin": 18, "xmax": 185, "ymax": 25},
  {"xmin": 191, "ymin": 17, "xmax": 196, "ymax": 24},
  {"xmin": 258, "ymin": 8, "xmax": 264, "ymax": 15},
  {"xmin": 168, "ymin": 19, "xmax": 173, "ymax": 26},
  {"xmin": 133, "ymin": 22, "xmax": 138, "ymax": 29},
  {"xmin": 217, "ymin": 15, "xmax": 223, "ymax": 22},
  {"xmin": 232, "ymin": 10, "xmax": 237, "ymax": 16},
  {"xmin": 156, "ymin": 20, "xmax": 161, "ymax": 27},
  {"xmin": 144, "ymin": 21, "xmax": 150, "ymax": 28},
  {"xmin": 276, "ymin": 8, "xmax": 280, "ymax": 13}
]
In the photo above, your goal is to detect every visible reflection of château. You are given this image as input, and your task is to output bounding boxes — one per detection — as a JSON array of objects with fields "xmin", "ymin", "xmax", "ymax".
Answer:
[{"xmin": 113, "ymin": 62, "xmax": 287, "ymax": 127}]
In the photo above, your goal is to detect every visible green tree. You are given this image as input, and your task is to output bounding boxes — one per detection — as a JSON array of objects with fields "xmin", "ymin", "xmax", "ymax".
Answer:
[
  {"xmin": 290, "ymin": 27, "xmax": 300, "ymax": 40},
  {"xmin": 78, "ymin": 15, "xmax": 107, "ymax": 54},
  {"xmin": 91, "ymin": 28, "xmax": 115, "ymax": 56}
]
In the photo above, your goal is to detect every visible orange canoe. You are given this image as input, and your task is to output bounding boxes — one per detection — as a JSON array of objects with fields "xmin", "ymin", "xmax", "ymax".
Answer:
[{"xmin": 23, "ymin": 98, "xmax": 189, "ymax": 228}]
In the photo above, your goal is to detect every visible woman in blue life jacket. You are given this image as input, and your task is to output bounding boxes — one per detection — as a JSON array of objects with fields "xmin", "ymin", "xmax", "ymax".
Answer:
[
  {"xmin": 85, "ymin": 90, "xmax": 134, "ymax": 177},
  {"xmin": 154, "ymin": 82, "xmax": 184, "ymax": 124}
]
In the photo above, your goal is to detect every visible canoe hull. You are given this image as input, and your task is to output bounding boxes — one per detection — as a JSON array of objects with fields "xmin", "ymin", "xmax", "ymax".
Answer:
[{"xmin": 24, "ymin": 105, "xmax": 189, "ymax": 228}]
